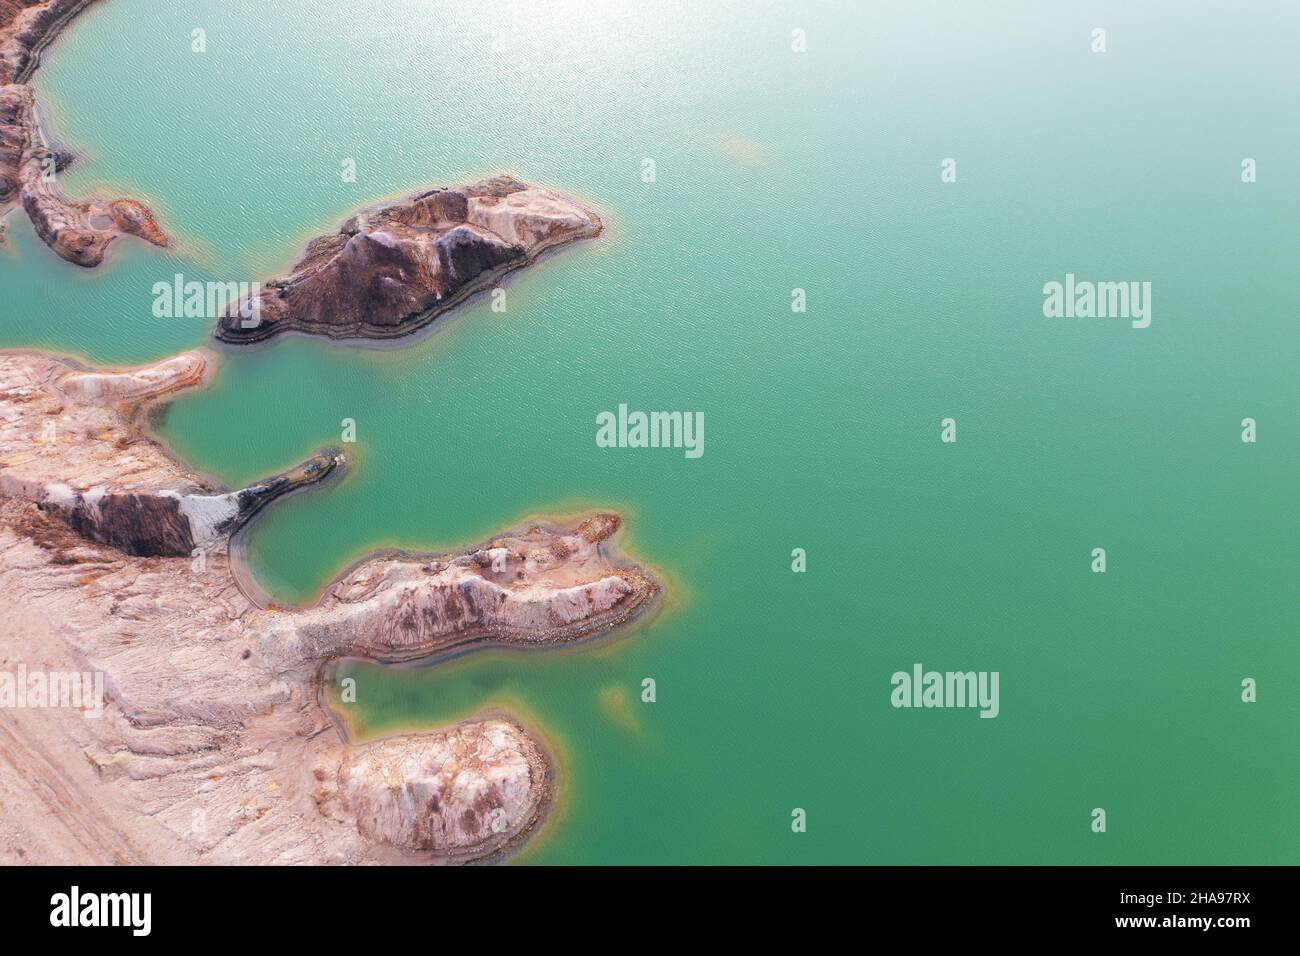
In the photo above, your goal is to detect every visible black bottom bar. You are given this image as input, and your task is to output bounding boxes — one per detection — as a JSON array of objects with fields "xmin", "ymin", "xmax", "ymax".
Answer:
[{"xmin": 0, "ymin": 866, "xmax": 1289, "ymax": 940}]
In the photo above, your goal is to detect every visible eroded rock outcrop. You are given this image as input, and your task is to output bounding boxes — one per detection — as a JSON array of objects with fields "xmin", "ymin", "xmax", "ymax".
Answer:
[
  {"xmin": 0, "ymin": 0, "xmax": 169, "ymax": 265},
  {"xmin": 0, "ymin": 350, "xmax": 339, "ymax": 555},
  {"xmin": 216, "ymin": 175, "xmax": 602, "ymax": 344},
  {"xmin": 260, "ymin": 511, "xmax": 657, "ymax": 666},
  {"xmin": 0, "ymin": 348, "xmax": 657, "ymax": 863},
  {"xmin": 316, "ymin": 722, "xmax": 550, "ymax": 858}
]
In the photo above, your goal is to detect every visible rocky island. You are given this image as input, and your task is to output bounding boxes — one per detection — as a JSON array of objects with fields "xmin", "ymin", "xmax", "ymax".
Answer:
[
  {"xmin": 216, "ymin": 175, "xmax": 602, "ymax": 343},
  {"xmin": 0, "ymin": 348, "xmax": 660, "ymax": 863},
  {"xmin": 0, "ymin": 0, "xmax": 169, "ymax": 265}
]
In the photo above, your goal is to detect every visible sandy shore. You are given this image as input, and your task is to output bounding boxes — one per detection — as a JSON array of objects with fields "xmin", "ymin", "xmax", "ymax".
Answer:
[{"xmin": 0, "ymin": 348, "xmax": 659, "ymax": 863}]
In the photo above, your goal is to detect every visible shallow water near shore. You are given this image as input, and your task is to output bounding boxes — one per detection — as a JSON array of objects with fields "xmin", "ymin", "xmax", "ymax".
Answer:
[{"xmin": 2, "ymin": 0, "xmax": 1298, "ymax": 863}]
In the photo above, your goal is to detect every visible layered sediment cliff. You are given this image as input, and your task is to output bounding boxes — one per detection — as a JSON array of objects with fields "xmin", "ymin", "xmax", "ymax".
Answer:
[
  {"xmin": 0, "ymin": 348, "xmax": 658, "ymax": 864},
  {"xmin": 0, "ymin": 0, "xmax": 169, "ymax": 265},
  {"xmin": 216, "ymin": 175, "xmax": 602, "ymax": 344},
  {"xmin": 263, "ymin": 513, "xmax": 657, "ymax": 666},
  {"xmin": 316, "ymin": 723, "xmax": 550, "ymax": 858},
  {"xmin": 0, "ymin": 0, "xmax": 91, "ymax": 85},
  {"xmin": 0, "ymin": 350, "xmax": 339, "ymax": 555}
]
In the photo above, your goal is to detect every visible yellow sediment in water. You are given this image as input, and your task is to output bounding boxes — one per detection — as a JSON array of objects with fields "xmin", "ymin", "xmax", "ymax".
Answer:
[{"xmin": 598, "ymin": 684, "xmax": 640, "ymax": 734}]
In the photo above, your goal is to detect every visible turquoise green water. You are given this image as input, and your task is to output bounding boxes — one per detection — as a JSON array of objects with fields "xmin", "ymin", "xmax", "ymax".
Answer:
[{"xmin": 2, "ymin": 0, "xmax": 1297, "ymax": 863}]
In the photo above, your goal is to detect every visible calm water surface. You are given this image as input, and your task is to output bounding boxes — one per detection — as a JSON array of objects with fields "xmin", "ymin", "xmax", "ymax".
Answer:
[{"xmin": 1, "ymin": 0, "xmax": 1296, "ymax": 863}]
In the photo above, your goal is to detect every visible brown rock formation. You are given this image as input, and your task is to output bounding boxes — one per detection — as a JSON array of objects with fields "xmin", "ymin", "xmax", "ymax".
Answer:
[
  {"xmin": 0, "ymin": 0, "xmax": 170, "ymax": 266},
  {"xmin": 0, "ymin": 350, "xmax": 340, "ymax": 556},
  {"xmin": 0, "ymin": 348, "xmax": 659, "ymax": 863},
  {"xmin": 216, "ymin": 175, "xmax": 602, "ymax": 344},
  {"xmin": 263, "ymin": 513, "xmax": 658, "ymax": 666},
  {"xmin": 316, "ymin": 723, "xmax": 550, "ymax": 858},
  {"xmin": 0, "ymin": 0, "xmax": 88, "ymax": 85}
]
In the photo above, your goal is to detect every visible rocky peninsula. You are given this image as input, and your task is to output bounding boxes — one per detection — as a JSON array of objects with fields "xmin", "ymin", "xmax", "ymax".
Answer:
[
  {"xmin": 216, "ymin": 175, "xmax": 602, "ymax": 343},
  {"xmin": 263, "ymin": 511, "xmax": 658, "ymax": 666},
  {"xmin": 0, "ymin": 0, "xmax": 169, "ymax": 265},
  {"xmin": 0, "ymin": 349, "xmax": 341, "ymax": 555},
  {"xmin": 0, "ymin": 348, "xmax": 660, "ymax": 863}
]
